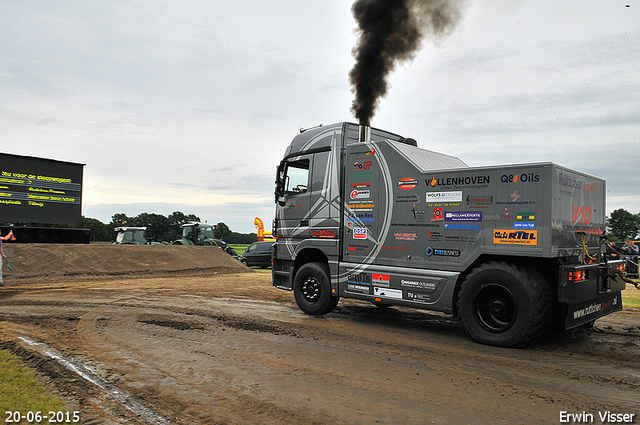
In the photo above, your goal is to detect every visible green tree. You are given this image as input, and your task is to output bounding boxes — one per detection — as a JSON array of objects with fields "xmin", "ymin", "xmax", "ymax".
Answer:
[
  {"xmin": 167, "ymin": 211, "xmax": 201, "ymax": 242},
  {"xmin": 82, "ymin": 217, "xmax": 110, "ymax": 242},
  {"xmin": 607, "ymin": 208, "xmax": 640, "ymax": 241},
  {"xmin": 215, "ymin": 222, "xmax": 231, "ymax": 240},
  {"xmin": 110, "ymin": 213, "xmax": 130, "ymax": 228},
  {"xmin": 133, "ymin": 213, "xmax": 173, "ymax": 242}
]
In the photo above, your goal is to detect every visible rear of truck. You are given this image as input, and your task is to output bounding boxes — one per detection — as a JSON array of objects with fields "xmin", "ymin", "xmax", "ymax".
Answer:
[{"xmin": 550, "ymin": 166, "xmax": 625, "ymax": 330}]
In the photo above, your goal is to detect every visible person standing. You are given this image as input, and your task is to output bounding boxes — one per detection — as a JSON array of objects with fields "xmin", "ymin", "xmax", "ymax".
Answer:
[{"xmin": 0, "ymin": 230, "xmax": 15, "ymax": 286}]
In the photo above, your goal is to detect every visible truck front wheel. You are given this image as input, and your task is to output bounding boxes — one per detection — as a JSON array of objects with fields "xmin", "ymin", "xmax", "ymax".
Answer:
[
  {"xmin": 293, "ymin": 263, "xmax": 339, "ymax": 316},
  {"xmin": 457, "ymin": 262, "xmax": 553, "ymax": 347}
]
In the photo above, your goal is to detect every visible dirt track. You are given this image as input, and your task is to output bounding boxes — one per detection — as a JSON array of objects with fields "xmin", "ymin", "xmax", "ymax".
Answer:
[{"xmin": 1, "ymin": 244, "xmax": 639, "ymax": 424}]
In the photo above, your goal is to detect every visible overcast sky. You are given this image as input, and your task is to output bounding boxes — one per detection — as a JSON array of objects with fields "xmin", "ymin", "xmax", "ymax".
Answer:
[{"xmin": 1, "ymin": 0, "xmax": 638, "ymax": 234}]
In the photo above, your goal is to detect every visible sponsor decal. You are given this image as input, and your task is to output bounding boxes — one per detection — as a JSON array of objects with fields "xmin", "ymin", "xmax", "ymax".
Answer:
[
  {"xmin": 351, "ymin": 181, "xmax": 371, "ymax": 189},
  {"xmin": 351, "ymin": 161, "xmax": 373, "ymax": 171},
  {"xmin": 311, "ymin": 229, "xmax": 337, "ymax": 238},
  {"xmin": 395, "ymin": 194, "xmax": 420, "ymax": 203},
  {"xmin": 391, "ymin": 222, "xmax": 440, "ymax": 228},
  {"xmin": 426, "ymin": 191, "xmax": 463, "ymax": 202},
  {"xmin": 394, "ymin": 232, "xmax": 417, "ymax": 241},
  {"xmin": 373, "ymin": 287, "xmax": 402, "ymax": 299},
  {"xmin": 514, "ymin": 222, "xmax": 535, "ymax": 229},
  {"xmin": 347, "ymin": 272, "xmax": 372, "ymax": 285},
  {"xmin": 347, "ymin": 211, "xmax": 375, "ymax": 222},
  {"xmin": 514, "ymin": 212, "xmax": 535, "ymax": 229},
  {"xmin": 511, "ymin": 191, "xmax": 520, "ymax": 202},
  {"xmin": 427, "ymin": 175, "xmax": 490, "ymax": 187},
  {"xmin": 444, "ymin": 211, "xmax": 482, "ymax": 222},
  {"xmin": 366, "ymin": 148, "xmax": 376, "ymax": 155},
  {"xmin": 444, "ymin": 223, "xmax": 480, "ymax": 231},
  {"xmin": 485, "ymin": 208, "xmax": 512, "ymax": 220},
  {"xmin": 558, "ymin": 172, "xmax": 584, "ymax": 190},
  {"xmin": 583, "ymin": 182, "xmax": 599, "ymax": 192},
  {"xmin": 432, "ymin": 208, "xmax": 443, "ymax": 221},
  {"xmin": 353, "ymin": 228, "xmax": 367, "ymax": 239},
  {"xmin": 444, "ymin": 235, "xmax": 477, "ymax": 243},
  {"xmin": 516, "ymin": 212, "xmax": 535, "ymax": 221},
  {"xmin": 425, "ymin": 247, "xmax": 461, "ymax": 257},
  {"xmin": 567, "ymin": 292, "xmax": 621, "ymax": 328},
  {"xmin": 406, "ymin": 292, "xmax": 431, "ymax": 302},
  {"xmin": 412, "ymin": 208, "xmax": 427, "ymax": 221},
  {"xmin": 466, "ymin": 195, "xmax": 493, "ymax": 207},
  {"xmin": 400, "ymin": 279, "xmax": 437, "ymax": 290},
  {"xmin": 350, "ymin": 189, "xmax": 370, "ymax": 200},
  {"xmin": 572, "ymin": 204, "xmax": 592, "ymax": 225},
  {"xmin": 346, "ymin": 283, "xmax": 370, "ymax": 294},
  {"xmin": 347, "ymin": 243, "xmax": 370, "ymax": 252},
  {"xmin": 348, "ymin": 202, "xmax": 375, "ymax": 210},
  {"xmin": 501, "ymin": 173, "xmax": 540, "ymax": 183},
  {"xmin": 372, "ymin": 273, "xmax": 390, "ymax": 286},
  {"xmin": 493, "ymin": 230, "xmax": 538, "ymax": 245},
  {"xmin": 398, "ymin": 177, "xmax": 418, "ymax": 190},
  {"xmin": 381, "ymin": 245, "xmax": 408, "ymax": 251}
]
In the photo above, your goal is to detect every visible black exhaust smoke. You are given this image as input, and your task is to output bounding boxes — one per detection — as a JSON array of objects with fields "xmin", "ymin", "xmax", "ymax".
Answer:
[{"xmin": 349, "ymin": 0, "xmax": 465, "ymax": 126}]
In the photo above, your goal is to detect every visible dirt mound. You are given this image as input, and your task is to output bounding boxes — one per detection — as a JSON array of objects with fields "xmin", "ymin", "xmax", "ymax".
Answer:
[{"xmin": 2, "ymin": 243, "xmax": 249, "ymax": 283}]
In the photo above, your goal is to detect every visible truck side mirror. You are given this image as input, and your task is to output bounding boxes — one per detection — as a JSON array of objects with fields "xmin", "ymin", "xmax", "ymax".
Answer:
[{"xmin": 275, "ymin": 162, "xmax": 287, "ymax": 205}]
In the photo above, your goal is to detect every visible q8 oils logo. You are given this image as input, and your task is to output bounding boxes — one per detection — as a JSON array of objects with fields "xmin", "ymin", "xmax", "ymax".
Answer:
[{"xmin": 500, "ymin": 172, "xmax": 540, "ymax": 183}]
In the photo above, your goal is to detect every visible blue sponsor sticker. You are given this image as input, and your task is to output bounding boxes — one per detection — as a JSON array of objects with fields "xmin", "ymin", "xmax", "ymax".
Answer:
[
  {"xmin": 444, "ymin": 223, "xmax": 480, "ymax": 231},
  {"xmin": 513, "ymin": 222, "xmax": 535, "ymax": 229},
  {"xmin": 444, "ymin": 211, "xmax": 482, "ymax": 222}
]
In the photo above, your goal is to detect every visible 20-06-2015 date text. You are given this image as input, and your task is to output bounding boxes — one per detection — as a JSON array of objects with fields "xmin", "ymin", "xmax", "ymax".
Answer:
[{"xmin": 5, "ymin": 411, "xmax": 80, "ymax": 423}]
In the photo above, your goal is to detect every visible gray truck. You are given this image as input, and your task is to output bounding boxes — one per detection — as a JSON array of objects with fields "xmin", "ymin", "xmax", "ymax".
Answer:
[{"xmin": 272, "ymin": 122, "xmax": 627, "ymax": 347}]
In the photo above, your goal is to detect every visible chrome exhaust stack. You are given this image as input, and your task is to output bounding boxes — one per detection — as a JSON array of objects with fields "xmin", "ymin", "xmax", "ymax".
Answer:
[{"xmin": 358, "ymin": 124, "xmax": 371, "ymax": 143}]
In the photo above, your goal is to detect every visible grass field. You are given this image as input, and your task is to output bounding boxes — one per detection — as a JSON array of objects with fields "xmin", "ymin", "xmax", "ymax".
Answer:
[
  {"xmin": 622, "ymin": 281, "xmax": 640, "ymax": 308},
  {"xmin": 231, "ymin": 244, "xmax": 249, "ymax": 254},
  {"xmin": 0, "ymin": 349, "xmax": 78, "ymax": 424}
]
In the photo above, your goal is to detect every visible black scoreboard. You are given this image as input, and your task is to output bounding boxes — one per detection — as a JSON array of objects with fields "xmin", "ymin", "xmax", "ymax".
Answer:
[{"xmin": 0, "ymin": 153, "xmax": 84, "ymax": 225}]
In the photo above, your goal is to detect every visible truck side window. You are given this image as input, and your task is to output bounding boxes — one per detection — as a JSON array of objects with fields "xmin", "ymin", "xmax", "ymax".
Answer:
[{"xmin": 285, "ymin": 159, "xmax": 309, "ymax": 194}]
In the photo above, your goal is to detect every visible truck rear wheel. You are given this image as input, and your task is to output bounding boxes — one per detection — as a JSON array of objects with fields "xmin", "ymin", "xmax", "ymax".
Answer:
[
  {"xmin": 457, "ymin": 262, "xmax": 553, "ymax": 347},
  {"xmin": 293, "ymin": 263, "xmax": 338, "ymax": 316}
]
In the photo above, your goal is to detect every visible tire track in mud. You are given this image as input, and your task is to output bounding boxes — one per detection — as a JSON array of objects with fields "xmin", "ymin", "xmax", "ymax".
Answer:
[
  {"xmin": 73, "ymin": 304, "xmax": 336, "ymax": 425},
  {"xmin": 18, "ymin": 336, "xmax": 171, "ymax": 425}
]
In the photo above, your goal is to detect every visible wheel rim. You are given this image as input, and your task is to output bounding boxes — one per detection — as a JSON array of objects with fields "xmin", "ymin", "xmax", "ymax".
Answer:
[
  {"xmin": 473, "ymin": 283, "xmax": 517, "ymax": 333},
  {"xmin": 300, "ymin": 276, "xmax": 321, "ymax": 304}
]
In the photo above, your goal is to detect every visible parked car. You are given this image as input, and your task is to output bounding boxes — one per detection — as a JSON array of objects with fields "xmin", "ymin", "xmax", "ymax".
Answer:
[{"xmin": 240, "ymin": 241, "xmax": 274, "ymax": 268}]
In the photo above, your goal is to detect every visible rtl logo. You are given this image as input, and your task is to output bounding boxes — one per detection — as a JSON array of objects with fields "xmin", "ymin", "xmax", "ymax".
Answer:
[{"xmin": 572, "ymin": 204, "xmax": 592, "ymax": 225}]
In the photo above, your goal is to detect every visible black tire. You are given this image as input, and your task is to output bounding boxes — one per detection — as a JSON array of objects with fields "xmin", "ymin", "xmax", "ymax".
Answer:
[
  {"xmin": 457, "ymin": 262, "xmax": 553, "ymax": 347},
  {"xmin": 240, "ymin": 258, "xmax": 248, "ymax": 266},
  {"xmin": 293, "ymin": 262, "xmax": 339, "ymax": 315}
]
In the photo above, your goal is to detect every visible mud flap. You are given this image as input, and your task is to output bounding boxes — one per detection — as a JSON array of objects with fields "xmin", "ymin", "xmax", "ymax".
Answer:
[{"xmin": 565, "ymin": 291, "xmax": 622, "ymax": 329}]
